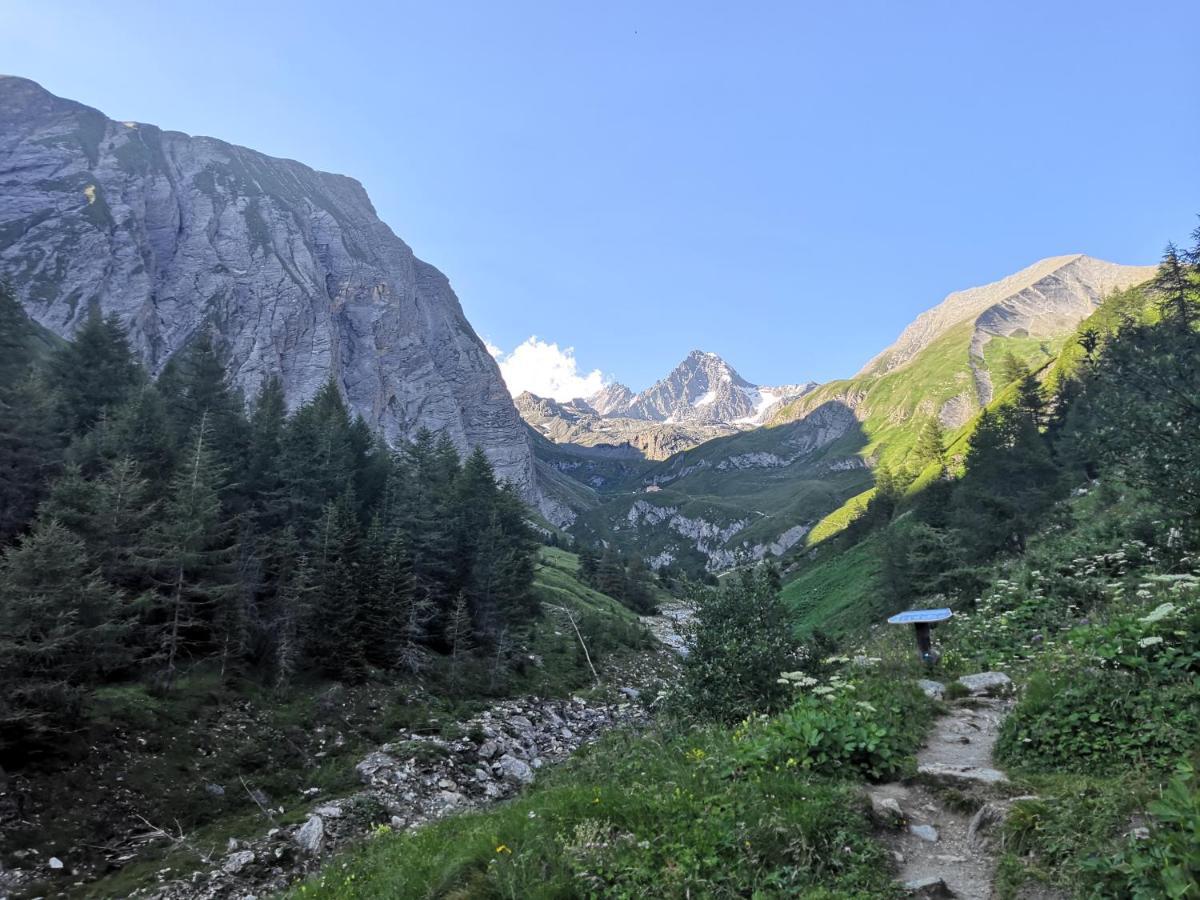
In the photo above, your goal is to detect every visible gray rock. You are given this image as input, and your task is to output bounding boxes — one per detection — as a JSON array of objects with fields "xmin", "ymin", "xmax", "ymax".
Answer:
[
  {"xmin": 356, "ymin": 751, "xmax": 401, "ymax": 785},
  {"xmin": 956, "ymin": 672, "xmax": 1012, "ymax": 696},
  {"xmin": 868, "ymin": 794, "xmax": 905, "ymax": 828},
  {"xmin": 205, "ymin": 782, "xmax": 226, "ymax": 798},
  {"xmin": 967, "ymin": 801, "xmax": 1007, "ymax": 844},
  {"xmin": 477, "ymin": 740, "xmax": 501, "ymax": 760},
  {"xmin": 222, "ymin": 850, "xmax": 256, "ymax": 875},
  {"xmin": 619, "ymin": 686, "xmax": 641, "ymax": 701},
  {"xmin": 908, "ymin": 824, "xmax": 939, "ymax": 842},
  {"xmin": 494, "ymin": 754, "xmax": 534, "ymax": 786},
  {"xmin": 917, "ymin": 679, "xmax": 946, "ymax": 700},
  {"xmin": 294, "ymin": 815, "xmax": 325, "ymax": 854},
  {"xmin": 0, "ymin": 76, "xmax": 539, "ymax": 508},
  {"xmin": 903, "ymin": 876, "xmax": 955, "ymax": 897},
  {"xmin": 919, "ymin": 762, "xmax": 1008, "ymax": 787},
  {"xmin": 312, "ymin": 803, "xmax": 344, "ymax": 819},
  {"xmin": 48, "ymin": 856, "xmax": 64, "ymax": 870}
]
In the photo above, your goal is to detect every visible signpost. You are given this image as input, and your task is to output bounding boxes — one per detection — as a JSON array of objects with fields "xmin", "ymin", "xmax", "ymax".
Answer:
[{"xmin": 887, "ymin": 608, "xmax": 952, "ymax": 665}]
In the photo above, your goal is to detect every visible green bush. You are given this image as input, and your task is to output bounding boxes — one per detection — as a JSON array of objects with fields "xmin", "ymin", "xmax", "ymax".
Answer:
[
  {"xmin": 731, "ymin": 675, "xmax": 931, "ymax": 781},
  {"xmin": 997, "ymin": 669, "xmax": 1200, "ymax": 774},
  {"xmin": 677, "ymin": 566, "xmax": 801, "ymax": 724},
  {"xmin": 1083, "ymin": 765, "xmax": 1200, "ymax": 899}
]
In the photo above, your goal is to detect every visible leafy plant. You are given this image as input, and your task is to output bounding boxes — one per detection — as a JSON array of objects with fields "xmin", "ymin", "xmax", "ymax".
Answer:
[
  {"xmin": 1083, "ymin": 764, "xmax": 1200, "ymax": 899},
  {"xmin": 731, "ymin": 676, "xmax": 930, "ymax": 780}
]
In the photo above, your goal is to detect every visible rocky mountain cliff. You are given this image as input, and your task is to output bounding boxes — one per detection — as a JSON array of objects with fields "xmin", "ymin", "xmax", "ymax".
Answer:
[
  {"xmin": 0, "ymin": 76, "xmax": 536, "ymax": 495},
  {"xmin": 515, "ymin": 391, "xmax": 737, "ymax": 461}
]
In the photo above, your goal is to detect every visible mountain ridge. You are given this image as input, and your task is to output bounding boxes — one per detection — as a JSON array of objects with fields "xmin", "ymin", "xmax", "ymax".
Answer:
[{"xmin": 0, "ymin": 75, "xmax": 538, "ymax": 498}]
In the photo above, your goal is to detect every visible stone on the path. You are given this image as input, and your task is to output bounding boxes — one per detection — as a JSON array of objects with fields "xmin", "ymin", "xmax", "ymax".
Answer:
[
  {"xmin": 48, "ymin": 857, "xmax": 64, "ymax": 871},
  {"xmin": 908, "ymin": 823, "xmax": 939, "ymax": 842},
  {"xmin": 222, "ymin": 850, "xmax": 256, "ymax": 874},
  {"xmin": 917, "ymin": 679, "xmax": 946, "ymax": 700},
  {"xmin": 967, "ymin": 801, "xmax": 1008, "ymax": 844},
  {"xmin": 903, "ymin": 875, "xmax": 955, "ymax": 897},
  {"xmin": 294, "ymin": 815, "xmax": 325, "ymax": 854},
  {"xmin": 919, "ymin": 762, "xmax": 1008, "ymax": 787},
  {"xmin": 956, "ymin": 672, "xmax": 1012, "ymax": 697},
  {"xmin": 869, "ymin": 794, "xmax": 906, "ymax": 828}
]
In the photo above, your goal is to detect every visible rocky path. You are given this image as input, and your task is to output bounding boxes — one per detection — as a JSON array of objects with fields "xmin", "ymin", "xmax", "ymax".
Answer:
[{"xmin": 871, "ymin": 673, "xmax": 1020, "ymax": 899}]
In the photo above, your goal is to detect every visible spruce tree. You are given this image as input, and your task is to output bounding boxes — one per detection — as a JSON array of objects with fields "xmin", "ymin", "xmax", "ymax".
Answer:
[
  {"xmin": 158, "ymin": 331, "xmax": 249, "ymax": 472},
  {"xmin": 139, "ymin": 416, "xmax": 236, "ymax": 685},
  {"xmin": 0, "ymin": 519, "xmax": 126, "ymax": 753},
  {"xmin": 306, "ymin": 490, "xmax": 367, "ymax": 681},
  {"xmin": 47, "ymin": 308, "xmax": 142, "ymax": 436},
  {"xmin": 911, "ymin": 417, "xmax": 946, "ymax": 475},
  {"xmin": 445, "ymin": 590, "xmax": 475, "ymax": 686}
]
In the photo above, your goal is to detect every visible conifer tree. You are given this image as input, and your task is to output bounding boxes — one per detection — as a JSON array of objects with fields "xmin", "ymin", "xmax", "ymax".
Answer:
[
  {"xmin": 139, "ymin": 416, "xmax": 235, "ymax": 685},
  {"xmin": 999, "ymin": 352, "xmax": 1029, "ymax": 386},
  {"xmin": 0, "ymin": 520, "xmax": 126, "ymax": 752},
  {"xmin": 47, "ymin": 308, "xmax": 142, "ymax": 436},
  {"xmin": 445, "ymin": 590, "xmax": 474, "ymax": 686},
  {"xmin": 272, "ymin": 532, "xmax": 314, "ymax": 692},
  {"xmin": 306, "ymin": 489, "xmax": 366, "ymax": 681},
  {"xmin": 158, "ymin": 332, "xmax": 249, "ymax": 474},
  {"xmin": 911, "ymin": 417, "xmax": 946, "ymax": 475},
  {"xmin": 1154, "ymin": 241, "xmax": 1198, "ymax": 328},
  {"xmin": 42, "ymin": 457, "xmax": 157, "ymax": 590}
]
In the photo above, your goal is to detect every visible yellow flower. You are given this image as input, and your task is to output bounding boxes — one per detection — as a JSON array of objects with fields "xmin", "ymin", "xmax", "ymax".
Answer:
[{"xmin": 495, "ymin": 844, "xmax": 512, "ymax": 854}]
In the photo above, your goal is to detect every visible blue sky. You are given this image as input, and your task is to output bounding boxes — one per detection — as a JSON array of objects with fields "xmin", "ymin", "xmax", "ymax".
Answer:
[{"xmin": 2, "ymin": 1, "xmax": 1197, "ymax": 396}]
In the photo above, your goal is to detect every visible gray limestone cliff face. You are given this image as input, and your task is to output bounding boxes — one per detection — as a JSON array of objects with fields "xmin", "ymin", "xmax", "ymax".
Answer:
[{"xmin": 0, "ymin": 76, "xmax": 536, "ymax": 496}]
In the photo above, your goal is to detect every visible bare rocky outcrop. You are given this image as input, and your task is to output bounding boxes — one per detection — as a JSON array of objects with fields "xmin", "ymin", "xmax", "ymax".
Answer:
[{"xmin": 0, "ymin": 76, "xmax": 536, "ymax": 497}]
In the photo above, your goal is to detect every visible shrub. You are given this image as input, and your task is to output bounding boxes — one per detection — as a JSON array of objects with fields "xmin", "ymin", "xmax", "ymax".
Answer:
[
  {"xmin": 1083, "ymin": 765, "xmax": 1200, "ymax": 899},
  {"xmin": 677, "ymin": 566, "xmax": 800, "ymax": 723},
  {"xmin": 731, "ymin": 675, "xmax": 931, "ymax": 780},
  {"xmin": 996, "ymin": 670, "xmax": 1200, "ymax": 774}
]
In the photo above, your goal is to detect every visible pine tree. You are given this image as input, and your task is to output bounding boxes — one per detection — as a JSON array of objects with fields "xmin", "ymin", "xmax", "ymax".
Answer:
[
  {"xmin": 272, "ymin": 533, "xmax": 314, "ymax": 692},
  {"xmin": 47, "ymin": 308, "xmax": 142, "ymax": 436},
  {"xmin": 306, "ymin": 490, "xmax": 367, "ymax": 681},
  {"xmin": 139, "ymin": 416, "xmax": 236, "ymax": 686},
  {"xmin": 1154, "ymin": 242, "xmax": 1198, "ymax": 328},
  {"xmin": 445, "ymin": 590, "xmax": 475, "ymax": 686},
  {"xmin": 911, "ymin": 417, "xmax": 946, "ymax": 475},
  {"xmin": 999, "ymin": 352, "xmax": 1029, "ymax": 386},
  {"xmin": 158, "ymin": 331, "xmax": 249, "ymax": 472},
  {"xmin": 278, "ymin": 378, "xmax": 360, "ymax": 538},
  {"xmin": 0, "ymin": 519, "xmax": 126, "ymax": 753},
  {"xmin": 0, "ymin": 284, "xmax": 60, "ymax": 541},
  {"xmin": 42, "ymin": 457, "xmax": 157, "ymax": 590}
]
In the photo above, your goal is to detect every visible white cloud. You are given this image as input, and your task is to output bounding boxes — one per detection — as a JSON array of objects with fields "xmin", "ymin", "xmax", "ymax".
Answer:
[{"xmin": 489, "ymin": 336, "xmax": 607, "ymax": 402}]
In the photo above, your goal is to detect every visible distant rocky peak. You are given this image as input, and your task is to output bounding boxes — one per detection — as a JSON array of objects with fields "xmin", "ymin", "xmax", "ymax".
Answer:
[{"xmin": 587, "ymin": 382, "xmax": 635, "ymax": 417}]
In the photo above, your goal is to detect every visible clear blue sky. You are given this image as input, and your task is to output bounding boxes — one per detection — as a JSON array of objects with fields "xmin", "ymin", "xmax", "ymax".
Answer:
[{"xmin": 2, "ymin": 1, "xmax": 1197, "ymax": 392}]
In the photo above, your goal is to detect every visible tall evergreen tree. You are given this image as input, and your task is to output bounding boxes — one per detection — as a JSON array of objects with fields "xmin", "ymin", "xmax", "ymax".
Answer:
[
  {"xmin": 158, "ymin": 331, "xmax": 249, "ymax": 471},
  {"xmin": 911, "ymin": 417, "xmax": 947, "ymax": 475},
  {"xmin": 0, "ymin": 520, "xmax": 126, "ymax": 753},
  {"xmin": 306, "ymin": 489, "xmax": 367, "ymax": 681},
  {"xmin": 139, "ymin": 417, "xmax": 236, "ymax": 685},
  {"xmin": 47, "ymin": 308, "xmax": 142, "ymax": 437}
]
